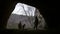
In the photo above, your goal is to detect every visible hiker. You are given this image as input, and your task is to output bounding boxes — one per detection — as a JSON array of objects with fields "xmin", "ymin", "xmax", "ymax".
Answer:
[
  {"xmin": 18, "ymin": 22, "xmax": 22, "ymax": 30},
  {"xmin": 34, "ymin": 16, "xmax": 38, "ymax": 30}
]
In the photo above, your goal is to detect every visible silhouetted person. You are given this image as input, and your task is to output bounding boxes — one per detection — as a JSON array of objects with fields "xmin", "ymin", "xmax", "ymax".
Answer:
[
  {"xmin": 22, "ymin": 24, "xmax": 25, "ymax": 30},
  {"xmin": 34, "ymin": 16, "xmax": 38, "ymax": 30},
  {"xmin": 18, "ymin": 22, "xmax": 22, "ymax": 30}
]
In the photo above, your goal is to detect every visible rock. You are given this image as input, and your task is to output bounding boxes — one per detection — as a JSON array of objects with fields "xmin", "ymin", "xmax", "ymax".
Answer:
[{"xmin": 6, "ymin": 3, "xmax": 47, "ymax": 30}]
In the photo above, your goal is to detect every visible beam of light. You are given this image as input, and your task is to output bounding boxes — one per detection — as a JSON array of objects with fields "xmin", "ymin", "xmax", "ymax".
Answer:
[{"xmin": 12, "ymin": 3, "xmax": 36, "ymax": 16}]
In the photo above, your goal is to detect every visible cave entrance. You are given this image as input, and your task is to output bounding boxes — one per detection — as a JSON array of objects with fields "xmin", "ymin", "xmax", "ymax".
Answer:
[{"xmin": 6, "ymin": 3, "xmax": 46, "ymax": 30}]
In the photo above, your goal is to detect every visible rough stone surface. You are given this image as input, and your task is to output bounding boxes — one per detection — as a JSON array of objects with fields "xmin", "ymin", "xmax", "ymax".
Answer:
[{"xmin": 6, "ymin": 3, "xmax": 47, "ymax": 30}]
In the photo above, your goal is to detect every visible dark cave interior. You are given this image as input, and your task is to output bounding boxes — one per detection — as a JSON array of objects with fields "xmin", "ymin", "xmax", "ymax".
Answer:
[{"xmin": 0, "ymin": 0, "xmax": 57, "ymax": 33}]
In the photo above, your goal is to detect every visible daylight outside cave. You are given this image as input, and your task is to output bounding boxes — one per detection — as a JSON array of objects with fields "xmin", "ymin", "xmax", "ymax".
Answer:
[{"xmin": 6, "ymin": 3, "xmax": 47, "ymax": 30}]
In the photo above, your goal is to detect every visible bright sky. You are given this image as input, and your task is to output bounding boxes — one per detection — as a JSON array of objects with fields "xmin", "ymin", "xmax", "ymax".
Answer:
[{"xmin": 12, "ymin": 3, "xmax": 36, "ymax": 16}]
